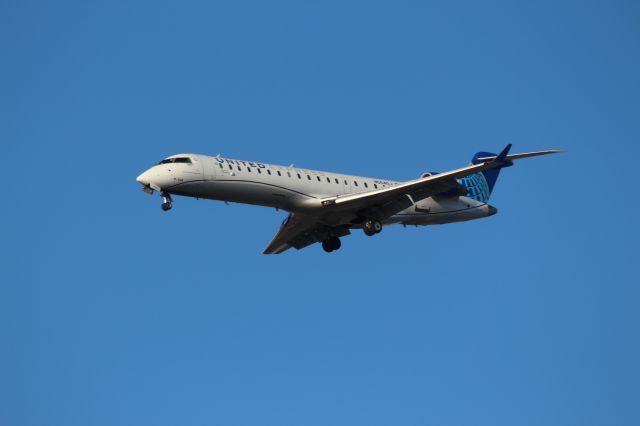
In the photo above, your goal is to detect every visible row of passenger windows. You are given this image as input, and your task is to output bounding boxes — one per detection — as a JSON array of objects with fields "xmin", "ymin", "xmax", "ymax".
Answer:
[{"xmin": 218, "ymin": 162, "xmax": 381, "ymax": 189}]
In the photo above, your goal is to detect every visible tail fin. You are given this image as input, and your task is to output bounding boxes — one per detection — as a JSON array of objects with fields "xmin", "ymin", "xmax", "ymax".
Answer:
[
  {"xmin": 460, "ymin": 145, "xmax": 559, "ymax": 203},
  {"xmin": 460, "ymin": 148, "xmax": 514, "ymax": 203}
]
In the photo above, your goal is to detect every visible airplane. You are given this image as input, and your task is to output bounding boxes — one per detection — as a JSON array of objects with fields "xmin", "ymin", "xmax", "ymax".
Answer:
[{"xmin": 136, "ymin": 144, "xmax": 559, "ymax": 254}]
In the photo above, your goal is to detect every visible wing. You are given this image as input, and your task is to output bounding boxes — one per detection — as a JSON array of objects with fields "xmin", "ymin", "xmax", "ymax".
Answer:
[
  {"xmin": 263, "ymin": 145, "xmax": 559, "ymax": 254},
  {"xmin": 263, "ymin": 212, "xmax": 350, "ymax": 254},
  {"xmin": 262, "ymin": 161, "xmax": 489, "ymax": 254},
  {"xmin": 475, "ymin": 150, "xmax": 561, "ymax": 162},
  {"xmin": 318, "ymin": 145, "xmax": 559, "ymax": 218}
]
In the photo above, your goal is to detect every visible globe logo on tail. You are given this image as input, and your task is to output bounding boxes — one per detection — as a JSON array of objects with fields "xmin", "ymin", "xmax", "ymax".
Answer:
[{"xmin": 459, "ymin": 172, "xmax": 491, "ymax": 203}]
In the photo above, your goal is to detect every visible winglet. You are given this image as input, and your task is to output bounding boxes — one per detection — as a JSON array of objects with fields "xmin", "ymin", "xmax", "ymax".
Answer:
[{"xmin": 494, "ymin": 143, "xmax": 512, "ymax": 163}]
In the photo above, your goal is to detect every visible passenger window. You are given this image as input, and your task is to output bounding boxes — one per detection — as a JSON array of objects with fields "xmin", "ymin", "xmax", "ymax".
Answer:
[
  {"xmin": 317, "ymin": 176, "xmax": 321, "ymax": 182},
  {"xmin": 247, "ymin": 167, "xmax": 250, "ymax": 172},
  {"xmin": 354, "ymin": 181, "xmax": 358, "ymax": 187},
  {"xmin": 258, "ymin": 169, "xmax": 261, "ymax": 174},
  {"xmin": 364, "ymin": 182, "xmax": 368, "ymax": 188},
  {"xmin": 277, "ymin": 171, "xmax": 281, "ymax": 176},
  {"xmin": 229, "ymin": 165, "xmax": 233, "ymax": 170},
  {"xmin": 344, "ymin": 180, "xmax": 347, "ymax": 185},
  {"xmin": 335, "ymin": 178, "xmax": 339, "ymax": 184},
  {"xmin": 374, "ymin": 184, "xmax": 378, "ymax": 189},
  {"xmin": 326, "ymin": 177, "xmax": 330, "ymax": 183},
  {"xmin": 267, "ymin": 170, "xmax": 271, "ymax": 175},
  {"xmin": 218, "ymin": 163, "xmax": 223, "ymax": 169},
  {"xmin": 297, "ymin": 173, "xmax": 301, "ymax": 179},
  {"xmin": 307, "ymin": 175, "xmax": 311, "ymax": 180}
]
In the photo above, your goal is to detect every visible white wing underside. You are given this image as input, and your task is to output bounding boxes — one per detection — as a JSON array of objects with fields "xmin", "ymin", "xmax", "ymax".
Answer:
[{"xmin": 263, "ymin": 213, "xmax": 329, "ymax": 254}]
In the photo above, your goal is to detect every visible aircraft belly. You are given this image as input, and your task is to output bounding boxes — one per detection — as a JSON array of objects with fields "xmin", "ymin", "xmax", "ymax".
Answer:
[{"xmin": 169, "ymin": 180, "xmax": 310, "ymax": 210}]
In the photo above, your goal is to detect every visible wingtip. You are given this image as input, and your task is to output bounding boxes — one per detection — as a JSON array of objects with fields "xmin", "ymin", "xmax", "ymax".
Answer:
[{"xmin": 536, "ymin": 149, "xmax": 563, "ymax": 156}]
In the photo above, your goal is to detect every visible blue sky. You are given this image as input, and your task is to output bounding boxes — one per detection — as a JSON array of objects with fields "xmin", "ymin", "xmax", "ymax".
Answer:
[{"xmin": 2, "ymin": 1, "xmax": 639, "ymax": 425}]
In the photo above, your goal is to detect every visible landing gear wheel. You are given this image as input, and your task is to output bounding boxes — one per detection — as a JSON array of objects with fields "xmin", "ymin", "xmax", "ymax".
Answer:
[
  {"xmin": 161, "ymin": 192, "xmax": 173, "ymax": 212},
  {"xmin": 322, "ymin": 236, "xmax": 341, "ymax": 253},
  {"xmin": 330, "ymin": 236, "xmax": 341, "ymax": 251},
  {"xmin": 363, "ymin": 220, "xmax": 382, "ymax": 236}
]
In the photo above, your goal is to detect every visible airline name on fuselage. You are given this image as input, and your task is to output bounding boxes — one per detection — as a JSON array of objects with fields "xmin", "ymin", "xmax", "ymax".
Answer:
[{"xmin": 215, "ymin": 158, "xmax": 267, "ymax": 168}]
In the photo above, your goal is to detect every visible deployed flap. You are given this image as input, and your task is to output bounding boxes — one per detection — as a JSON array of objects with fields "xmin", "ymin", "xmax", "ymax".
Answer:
[
  {"xmin": 263, "ymin": 213, "xmax": 350, "ymax": 254},
  {"xmin": 263, "ymin": 213, "xmax": 316, "ymax": 254}
]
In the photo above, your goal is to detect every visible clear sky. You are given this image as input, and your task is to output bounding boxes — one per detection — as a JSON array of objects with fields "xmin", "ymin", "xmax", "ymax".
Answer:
[{"xmin": 2, "ymin": 1, "xmax": 639, "ymax": 425}]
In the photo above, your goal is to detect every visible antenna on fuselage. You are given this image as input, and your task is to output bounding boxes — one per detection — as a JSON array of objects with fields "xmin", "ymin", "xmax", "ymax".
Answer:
[{"xmin": 216, "ymin": 154, "xmax": 221, "ymax": 159}]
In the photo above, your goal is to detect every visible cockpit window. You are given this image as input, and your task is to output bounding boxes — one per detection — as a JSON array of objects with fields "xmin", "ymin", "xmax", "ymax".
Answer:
[{"xmin": 158, "ymin": 157, "xmax": 192, "ymax": 165}]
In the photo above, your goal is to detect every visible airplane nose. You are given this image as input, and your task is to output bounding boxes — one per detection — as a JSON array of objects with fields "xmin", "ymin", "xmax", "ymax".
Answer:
[{"xmin": 136, "ymin": 171, "xmax": 150, "ymax": 186}]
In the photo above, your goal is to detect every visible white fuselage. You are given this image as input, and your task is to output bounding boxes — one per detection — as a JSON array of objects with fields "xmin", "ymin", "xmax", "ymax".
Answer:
[{"xmin": 136, "ymin": 153, "xmax": 496, "ymax": 227}]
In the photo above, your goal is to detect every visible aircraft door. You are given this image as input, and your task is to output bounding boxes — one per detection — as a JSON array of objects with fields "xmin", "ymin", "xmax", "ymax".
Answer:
[
  {"xmin": 216, "ymin": 159, "xmax": 232, "ymax": 179},
  {"xmin": 203, "ymin": 157, "xmax": 217, "ymax": 180},
  {"xmin": 183, "ymin": 156, "xmax": 204, "ymax": 180}
]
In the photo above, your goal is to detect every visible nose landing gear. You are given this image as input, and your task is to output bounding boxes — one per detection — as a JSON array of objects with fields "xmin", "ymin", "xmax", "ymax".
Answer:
[
  {"xmin": 322, "ymin": 236, "xmax": 342, "ymax": 253},
  {"xmin": 363, "ymin": 220, "xmax": 382, "ymax": 236},
  {"xmin": 161, "ymin": 192, "xmax": 173, "ymax": 211}
]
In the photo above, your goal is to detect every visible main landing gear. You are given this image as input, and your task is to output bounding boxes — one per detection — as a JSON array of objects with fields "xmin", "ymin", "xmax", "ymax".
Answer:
[
  {"xmin": 322, "ymin": 236, "xmax": 342, "ymax": 253},
  {"xmin": 363, "ymin": 220, "xmax": 382, "ymax": 236},
  {"xmin": 161, "ymin": 192, "xmax": 173, "ymax": 211}
]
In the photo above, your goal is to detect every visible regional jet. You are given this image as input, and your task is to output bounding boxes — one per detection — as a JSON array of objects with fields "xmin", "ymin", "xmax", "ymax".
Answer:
[{"xmin": 136, "ymin": 144, "xmax": 558, "ymax": 254}]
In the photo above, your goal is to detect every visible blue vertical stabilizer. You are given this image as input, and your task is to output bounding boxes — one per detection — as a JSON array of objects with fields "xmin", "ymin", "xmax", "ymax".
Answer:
[
  {"xmin": 472, "ymin": 151, "xmax": 501, "ymax": 193},
  {"xmin": 459, "ymin": 147, "xmax": 514, "ymax": 202}
]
